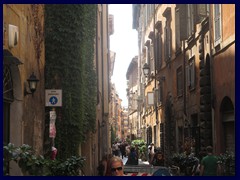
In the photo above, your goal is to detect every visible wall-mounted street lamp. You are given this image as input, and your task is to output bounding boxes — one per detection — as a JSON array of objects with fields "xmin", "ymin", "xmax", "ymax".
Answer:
[
  {"xmin": 142, "ymin": 63, "xmax": 150, "ymax": 77},
  {"xmin": 142, "ymin": 62, "xmax": 159, "ymax": 124},
  {"xmin": 24, "ymin": 72, "xmax": 39, "ymax": 96}
]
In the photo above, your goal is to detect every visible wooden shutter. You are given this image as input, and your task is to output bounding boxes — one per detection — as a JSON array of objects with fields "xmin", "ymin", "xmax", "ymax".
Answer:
[
  {"xmin": 175, "ymin": 7, "xmax": 181, "ymax": 50},
  {"xmin": 168, "ymin": 28, "xmax": 172, "ymax": 59},
  {"xmin": 214, "ymin": 4, "xmax": 221, "ymax": 42},
  {"xmin": 159, "ymin": 84, "xmax": 163, "ymax": 104},
  {"xmin": 191, "ymin": 59, "xmax": 195, "ymax": 88},
  {"xmin": 158, "ymin": 33, "xmax": 162, "ymax": 68},
  {"xmin": 164, "ymin": 27, "xmax": 167, "ymax": 61},
  {"xmin": 196, "ymin": 4, "xmax": 208, "ymax": 23},
  {"xmin": 179, "ymin": 4, "xmax": 188, "ymax": 41},
  {"xmin": 186, "ymin": 65, "xmax": 190, "ymax": 88}
]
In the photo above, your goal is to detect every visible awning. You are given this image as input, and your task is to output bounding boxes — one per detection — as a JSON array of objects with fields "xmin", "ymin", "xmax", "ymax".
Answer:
[{"xmin": 3, "ymin": 49, "xmax": 23, "ymax": 66}]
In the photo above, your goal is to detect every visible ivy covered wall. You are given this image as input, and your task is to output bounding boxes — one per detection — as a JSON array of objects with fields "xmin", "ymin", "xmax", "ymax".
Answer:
[{"xmin": 44, "ymin": 4, "xmax": 97, "ymax": 159}]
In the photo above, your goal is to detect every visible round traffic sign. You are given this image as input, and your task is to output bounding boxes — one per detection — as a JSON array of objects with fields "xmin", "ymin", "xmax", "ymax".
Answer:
[{"xmin": 49, "ymin": 96, "xmax": 58, "ymax": 105}]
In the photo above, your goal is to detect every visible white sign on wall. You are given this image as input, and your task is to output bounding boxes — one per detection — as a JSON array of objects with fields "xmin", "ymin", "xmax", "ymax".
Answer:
[
  {"xmin": 147, "ymin": 92, "xmax": 154, "ymax": 106},
  {"xmin": 45, "ymin": 89, "xmax": 62, "ymax": 107}
]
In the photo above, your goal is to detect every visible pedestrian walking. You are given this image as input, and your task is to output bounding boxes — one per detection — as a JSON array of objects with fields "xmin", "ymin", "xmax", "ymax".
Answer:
[
  {"xmin": 148, "ymin": 143, "xmax": 155, "ymax": 165},
  {"xmin": 126, "ymin": 147, "xmax": 138, "ymax": 165},
  {"xmin": 120, "ymin": 142, "xmax": 126, "ymax": 158},
  {"xmin": 200, "ymin": 146, "xmax": 220, "ymax": 176}
]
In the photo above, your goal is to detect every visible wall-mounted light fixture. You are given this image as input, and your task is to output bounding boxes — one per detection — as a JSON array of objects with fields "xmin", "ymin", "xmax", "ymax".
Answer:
[
  {"xmin": 142, "ymin": 63, "xmax": 150, "ymax": 77},
  {"xmin": 24, "ymin": 72, "xmax": 39, "ymax": 96}
]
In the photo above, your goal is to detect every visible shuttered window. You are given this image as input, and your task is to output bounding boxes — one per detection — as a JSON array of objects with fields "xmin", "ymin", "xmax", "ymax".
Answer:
[
  {"xmin": 164, "ymin": 21, "xmax": 172, "ymax": 62},
  {"xmin": 197, "ymin": 4, "xmax": 209, "ymax": 22},
  {"xmin": 179, "ymin": 4, "xmax": 188, "ymax": 41},
  {"xmin": 150, "ymin": 43, "xmax": 154, "ymax": 73},
  {"xmin": 158, "ymin": 82, "xmax": 163, "ymax": 105},
  {"xmin": 214, "ymin": 4, "xmax": 222, "ymax": 46},
  {"xmin": 155, "ymin": 20, "xmax": 162, "ymax": 71},
  {"xmin": 186, "ymin": 56, "xmax": 196, "ymax": 90},
  {"xmin": 187, "ymin": 4, "xmax": 195, "ymax": 37},
  {"xmin": 177, "ymin": 66, "xmax": 183, "ymax": 96},
  {"xmin": 163, "ymin": 7, "xmax": 172, "ymax": 62},
  {"xmin": 189, "ymin": 56, "xmax": 196, "ymax": 89},
  {"xmin": 175, "ymin": 7, "xmax": 181, "ymax": 53},
  {"xmin": 156, "ymin": 32, "xmax": 162, "ymax": 70}
]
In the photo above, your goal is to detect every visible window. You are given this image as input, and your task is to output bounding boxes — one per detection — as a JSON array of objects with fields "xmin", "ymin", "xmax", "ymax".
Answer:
[
  {"xmin": 155, "ymin": 21, "xmax": 162, "ymax": 70},
  {"xmin": 144, "ymin": 4, "xmax": 155, "ymax": 29},
  {"xmin": 145, "ymin": 40, "xmax": 151, "ymax": 65},
  {"xmin": 3, "ymin": 66, "xmax": 13, "ymax": 146},
  {"xmin": 3, "ymin": 66, "xmax": 14, "ymax": 102},
  {"xmin": 175, "ymin": 7, "xmax": 181, "ymax": 53},
  {"xmin": 158, "ymin": 82, "xmax": 163, "ymax": 105},
  {"xmin": 186, "ymin": 56, "xmax": 196, "ymax": 90},
  {"xmin": 150, "ymin": 43, "xmax": 154, "ymax": 73},
  {"xmin": 165, "ymin": 21, "xmax": 172, "ymax": 62},
  {"xmin": 177, "ymin": 66, "xmax": 183, "ymax": 96},
  {"xmin": 187, "ymin": 4, "xmax": 195, "ymax": 37},
  {"xmin": 197, "ymin": 4, "xmax": 209, "ymax": 22},
  {"xmin": 214, "ymin": 4, "xmax": 222, "ymax": 46},
  {"xmin": 163, "ymin": 7, "xmax": 172, "ymax": 63}
]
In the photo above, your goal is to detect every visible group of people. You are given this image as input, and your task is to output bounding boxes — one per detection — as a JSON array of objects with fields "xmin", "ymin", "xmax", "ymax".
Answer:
[
  {"xmin": 111, "ymin": 141, "xmax": 129, "ymax": 158},
  {"xmin": 180, "ymin": 145, "xmax": 222, "ymax": 176},
  {"xmin": 98, "ymin": 142, "xmax": 221, "ymax": 176},
  {"xmin": 147, "ymin": 143, "xmax": 221, "ymax": 176}
]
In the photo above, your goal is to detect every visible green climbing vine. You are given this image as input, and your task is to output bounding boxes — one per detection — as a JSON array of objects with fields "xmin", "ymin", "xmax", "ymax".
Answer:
[{"xmin": 44, "ymin": 4, "xmax": 97, "ymax": 159}]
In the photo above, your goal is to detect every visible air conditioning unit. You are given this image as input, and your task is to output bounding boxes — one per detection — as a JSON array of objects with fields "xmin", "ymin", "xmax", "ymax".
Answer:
[{"xmin": 8, "ymin": 24, "xmax": 19, "ymax": 48}]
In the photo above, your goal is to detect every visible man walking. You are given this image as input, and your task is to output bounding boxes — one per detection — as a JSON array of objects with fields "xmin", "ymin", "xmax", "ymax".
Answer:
[{"xmin": 200, "ymin": 146, "xmax": 220, "ymax": 176}]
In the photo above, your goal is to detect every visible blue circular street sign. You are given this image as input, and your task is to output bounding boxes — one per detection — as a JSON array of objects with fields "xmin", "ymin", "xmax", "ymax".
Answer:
[{"xmin": 49, "ymin": 96, "xmax": 58, "ymax": 105}]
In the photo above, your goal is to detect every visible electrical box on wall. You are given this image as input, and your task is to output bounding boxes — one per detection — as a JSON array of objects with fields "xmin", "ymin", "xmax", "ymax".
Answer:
[{"xmin": 8, "ymin": 24, "xmax": 19, "ymax": 48}]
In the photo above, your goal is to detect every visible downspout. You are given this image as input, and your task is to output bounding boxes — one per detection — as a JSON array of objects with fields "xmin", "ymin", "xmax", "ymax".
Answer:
[
  {"xmin": 209, "ymin": 5, "xmax": 216, "ymax": 150},
  {"xmin": 153, "ymin": 4, "xmax": 158, "ymax": 125},
  {"xmin": 183, "ymin": 39, "xmax": 187, "ymax": 132}
]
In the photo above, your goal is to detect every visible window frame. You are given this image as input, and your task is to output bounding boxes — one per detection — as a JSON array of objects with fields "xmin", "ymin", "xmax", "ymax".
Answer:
[
  {"xmin": 177, "ymin": 66, "xmax": 183, "ymax": 97},
  {"xmin": 187, "ymin": 4, "xmax": 195, "ymax": 38},
  {"xmin": 213, "ymin": 4, "xmax": 222, "ymax": 47},
  {"xmin": 188, "ymin": 56, "xmax": 196, "ymax": 90},
  {"xmin": 175, "ymin": 7, "xmax": 181, "ymax": 55}
]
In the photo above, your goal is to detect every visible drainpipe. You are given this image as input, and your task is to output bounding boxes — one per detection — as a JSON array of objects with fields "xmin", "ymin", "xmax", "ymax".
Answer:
[
  {"xmin": 208, "ymin": 5, "xmax": 216, "ymax": 151},
  {"xmin": 183, "ymin": 39, "xmax": 188, "ymax": 136},
  {"xmin": 153, "ymin": 4, "xmax": 159, "ymax": 125}
]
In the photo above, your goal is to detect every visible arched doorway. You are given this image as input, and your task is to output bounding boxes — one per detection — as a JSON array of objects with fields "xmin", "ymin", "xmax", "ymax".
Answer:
[
  {"xmin": 3, "ymin": 50, "xmax": 23, "ymax": 175},
  {"xmin": 3, "ymin": 65, "xmax": 14, "ymax": 145},
  {"xmin": 220, "ymin": 97, "xmax": 235, "ymax": 153},
  {"xmin": 3, "ymin": 50, "xmax": 23, "ymax": 145}
]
